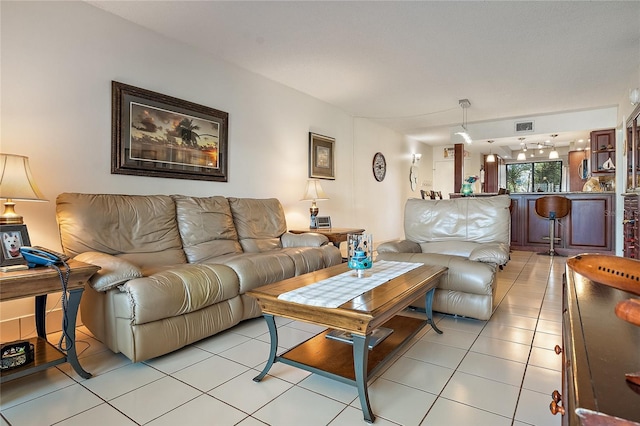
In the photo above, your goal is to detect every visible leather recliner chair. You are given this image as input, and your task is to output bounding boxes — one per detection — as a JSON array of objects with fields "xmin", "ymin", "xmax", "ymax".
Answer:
[{"xmin": 376, "ymin": 195, "xmax": 511, "ymax": 320}]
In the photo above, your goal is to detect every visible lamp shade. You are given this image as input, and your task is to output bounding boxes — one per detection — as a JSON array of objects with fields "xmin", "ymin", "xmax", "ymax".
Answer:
[
  {"xmin": 0, "ymin": 154, "xmax": 46, "ymax": 201},
  {"xmin": 549, "ymin": 149, "xmax": 559, "ymax": 160},
  {"xmin": 517, "ymin": 152, "xmax": 527, "ymax": 161},
  {"xmin": 301, "ymin": 179, "xmax": 328, "ymax": 201}
]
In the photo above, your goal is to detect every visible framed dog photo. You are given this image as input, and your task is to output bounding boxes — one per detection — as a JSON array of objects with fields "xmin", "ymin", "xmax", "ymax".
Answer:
[{"xmin": 0, "ymin": 224, "xmax": 31, "ymax": 267}]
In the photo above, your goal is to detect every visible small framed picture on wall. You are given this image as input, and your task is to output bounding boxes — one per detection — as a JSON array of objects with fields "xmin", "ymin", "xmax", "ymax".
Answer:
[{"xmin": 309, "ymin": 132, "xmax": 335, "ymax": 180}]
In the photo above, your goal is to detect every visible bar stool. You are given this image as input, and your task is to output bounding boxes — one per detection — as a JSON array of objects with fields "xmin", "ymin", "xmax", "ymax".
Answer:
[{"xmin": 535, "ymin": 195, "xmax": 571, "ymax": 256}]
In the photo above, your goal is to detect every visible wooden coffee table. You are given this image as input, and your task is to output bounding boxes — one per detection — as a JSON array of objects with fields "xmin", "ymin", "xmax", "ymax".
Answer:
[{"xmin": 247, "ymin": 262, "xmax": 447, "ymax": 423}]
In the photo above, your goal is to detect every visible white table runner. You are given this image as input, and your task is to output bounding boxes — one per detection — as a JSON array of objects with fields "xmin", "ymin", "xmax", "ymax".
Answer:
[{"xmin": 277, "ymin": 260, "xmax": 422, "ymax": 308}]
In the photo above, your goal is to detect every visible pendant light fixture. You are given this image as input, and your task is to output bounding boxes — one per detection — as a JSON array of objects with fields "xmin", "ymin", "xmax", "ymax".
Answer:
[
  {"xmin": 517, "ymin": 137, "xmax": 526, "ymax": 161},
  {"xmin": 486, "ymin": 140, "xmax": 495, "ymax": 162},
  {"xmin": 548, "ymin": 134, "xmax": 559, "ymax": 159},
  {"xmin": 454, "ymin": 99, "xmax": 472, "ymax": 144}
]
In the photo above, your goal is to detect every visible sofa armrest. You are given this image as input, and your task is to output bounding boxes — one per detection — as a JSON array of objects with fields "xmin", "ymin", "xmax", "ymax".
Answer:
[
  {"xmin": 74, "ymin": 251, "xmax": 143, "ymax": 291},
  {"xmin": 377, "ymin": 240, "xmax": 421, "ymax": 254},
  {"xmin": 469, "ymin": 243, "xmax": 510, "ymax": 266},
  {"xmin": 281, "ymin": 232, "xmax": 329, "ymax": 248}
]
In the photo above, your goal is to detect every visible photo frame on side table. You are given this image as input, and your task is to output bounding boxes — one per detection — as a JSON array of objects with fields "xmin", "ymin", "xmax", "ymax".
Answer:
[
  {"xmin": 111, "ymin": 81, "xmax": 229, "ymax": 182},
  {"xmin": 0, "ymin": 224, "xmax": 31, "ymax": 267},
  {"xmin": 309, "ymin": 132, "xmax": 335, "ymax": 180}
]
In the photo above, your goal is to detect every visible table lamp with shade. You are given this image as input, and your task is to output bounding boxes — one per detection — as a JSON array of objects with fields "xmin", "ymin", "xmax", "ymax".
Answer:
[
  {"xmin": 0, "ymin": 154, "xmax": 47, "ymax": 225},
  {"xmin": 301, "ymin": 179, "xmax": 328, "ymax": 229}
]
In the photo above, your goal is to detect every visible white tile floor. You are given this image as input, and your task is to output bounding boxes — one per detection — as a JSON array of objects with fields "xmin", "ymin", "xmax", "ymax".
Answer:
[{"xmin": 0, "ymin": 251, "xmax": 564, "ymax": 425}]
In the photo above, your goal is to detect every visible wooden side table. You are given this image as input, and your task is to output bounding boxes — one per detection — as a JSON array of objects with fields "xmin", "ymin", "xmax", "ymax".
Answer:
[
  {"xmin": 289, "ymin": 227, "xmax": 365, "ymax": 246},
  {"xmin": 0, "ymin": 259, "xmax": 100, "ymax": 383}
]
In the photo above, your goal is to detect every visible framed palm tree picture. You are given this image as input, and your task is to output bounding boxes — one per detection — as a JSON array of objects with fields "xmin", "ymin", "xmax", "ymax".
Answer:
[{"xmin": 111, "ymin": 81, "xmax": 228, "ymax": 181}]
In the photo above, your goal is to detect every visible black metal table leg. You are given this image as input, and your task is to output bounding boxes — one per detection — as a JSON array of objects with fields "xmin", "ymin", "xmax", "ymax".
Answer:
[
  {"xmin": 35, "ymin": 294, "xmax": 47, "ymax": 338},
  {"xmin": 253, "ymin": 314, "xmax": 278, "ymax": 382},
  {"xmin": 425, "ymin": 288, "xmax": 443, "ymax": 334},
  {"xmin": 352, "ymin": 333, "xmax": 375, "ymax": 423},
  {"xmin": 65, "ymin": 288, "xmax": 91, "ymax": 379}
]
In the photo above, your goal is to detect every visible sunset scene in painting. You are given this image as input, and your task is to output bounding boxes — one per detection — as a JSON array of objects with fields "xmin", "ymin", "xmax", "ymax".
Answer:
[{"xmin": 129, "ymin": 102, "xmax": 219, "ymax": 169}]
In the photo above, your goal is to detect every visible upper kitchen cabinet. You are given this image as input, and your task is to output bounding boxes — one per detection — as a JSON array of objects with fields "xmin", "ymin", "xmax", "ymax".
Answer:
[{"xmin": 590, "ymin": 128, "xmax": 616, "ymax": 176}]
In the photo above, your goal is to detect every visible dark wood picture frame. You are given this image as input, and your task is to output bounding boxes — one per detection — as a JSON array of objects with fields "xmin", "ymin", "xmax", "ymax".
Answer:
[
  {"xmin": 309, "ymin": 132, "xmax": 335, "ymax": 180},
  {"xmin": 0, "ymin": 224, "xmax": 31, "ymax": 267},
  {"xmin": 112, "ymin": 81, "xmax": 229, "ymax": 182}
]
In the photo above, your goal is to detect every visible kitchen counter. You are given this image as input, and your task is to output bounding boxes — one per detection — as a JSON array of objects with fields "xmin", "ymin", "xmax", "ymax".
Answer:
[
  {"xmin": 511, "ymin": 191, "xmax": 615, "ymax": 195},
  {"xmin": 450, "ymin": 191, "xmax": 615, "ymax": 197},
  {"xmin": 509, "ymin": 192, "xmax": 615, "ymax": 255}
]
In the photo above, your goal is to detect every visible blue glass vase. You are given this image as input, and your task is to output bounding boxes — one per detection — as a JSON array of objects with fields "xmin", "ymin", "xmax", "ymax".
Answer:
[
  {"xmin": 461, "ymin": 183, "xmax": 473, "ymax": 196},
  {"xmin": 347, "ymin": 233, "xmax": 373, "ymax": 278}
]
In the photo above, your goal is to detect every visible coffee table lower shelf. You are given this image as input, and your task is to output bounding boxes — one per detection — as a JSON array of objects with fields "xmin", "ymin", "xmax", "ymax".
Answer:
[
  {"xmin": 254, "ymin": 314, "xmax": 430, "ymax": 423},
  {"xmin": 282, "ymin": 315, "xmax": 423, "ymax": 380}
]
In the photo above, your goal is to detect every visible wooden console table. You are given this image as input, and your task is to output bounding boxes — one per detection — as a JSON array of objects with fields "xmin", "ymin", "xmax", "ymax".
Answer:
[
  {"xmin": 0, "ymin": 260, "xmax": 99, "ymax": 383},
  {"xmin": 557, "ymin": 264, "xmax": 640, "ymax": 424},
  {"xmin": 289, "ymin": 228, "xmax": 365, "ymax": 246}
]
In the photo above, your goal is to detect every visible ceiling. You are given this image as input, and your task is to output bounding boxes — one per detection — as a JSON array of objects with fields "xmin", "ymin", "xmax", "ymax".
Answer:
[{"xmin": 88, "ymin": 1, "xmax": 640, "ymax": 156}]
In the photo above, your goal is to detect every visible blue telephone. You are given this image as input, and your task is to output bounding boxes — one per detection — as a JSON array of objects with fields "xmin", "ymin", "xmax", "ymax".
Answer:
[{"xmin": 19, "ymin": 246, "xmax": 69, "ymax": 267}]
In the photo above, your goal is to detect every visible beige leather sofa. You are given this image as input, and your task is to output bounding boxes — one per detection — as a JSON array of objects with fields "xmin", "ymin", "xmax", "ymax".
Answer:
[
  {"xmin": 376, "ymin": 195, "xmax": 511, "ymax": 320},
  {"xmin": 56, "ymin": 193, "xmax": 341, "ymax": 362}
]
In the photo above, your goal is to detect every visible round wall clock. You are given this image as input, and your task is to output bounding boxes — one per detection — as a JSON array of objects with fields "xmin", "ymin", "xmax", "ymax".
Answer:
[{"xmin": 372, "ymin": 152, "xmax": 386, "ymax": 182}]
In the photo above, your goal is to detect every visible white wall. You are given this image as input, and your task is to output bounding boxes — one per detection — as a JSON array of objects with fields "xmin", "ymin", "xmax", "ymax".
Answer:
[{"xmin": 0, "ymin": 2, "xmax": 409, "ymax": 332}]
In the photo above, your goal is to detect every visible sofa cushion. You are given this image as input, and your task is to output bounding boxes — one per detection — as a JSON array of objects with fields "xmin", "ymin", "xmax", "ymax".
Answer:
[
  {"xmin": 404, "ymin": 195, "xmax": 511, "ymax": 245},
  {"xmin": 56, "ymin": 193, "xmax": 187, "ymax": 268},
  {"xmin": 172, "ymin": 195, "xmax": 243, "ymax": 263},
  {"xmin": 118, "ymin": 263, "xmax": 239, "ymax": 325},
  {"xmin": 279, "ymin": 246, "xmax": 342, "ymax": 275},
  {"xmin": 377, "ymin": 252, "xmax": 494, "ymax": 294},
  {"xmin": 281, "ymin": 232, "xmax": 329, "ymax": 248},
  {"xmin": 228, "ymin": 198, "xmax": 287, "ymax": 252},
  {"xmin": 418, "ymin": 241, "xmax": 479, "ymax": 257},
  {"xmin": 221, "ymin": 252, "xmax": 295, "ymax": 294},
  {"xmin": 419, "ymin": 241, "xmax": 509, "ymax": 265}
]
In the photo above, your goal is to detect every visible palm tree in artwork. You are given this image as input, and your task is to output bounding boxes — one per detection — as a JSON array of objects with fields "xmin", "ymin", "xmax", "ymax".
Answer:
[{"xmin": 177, "ymin": 118, "xmax": 201, "ymax": 147}]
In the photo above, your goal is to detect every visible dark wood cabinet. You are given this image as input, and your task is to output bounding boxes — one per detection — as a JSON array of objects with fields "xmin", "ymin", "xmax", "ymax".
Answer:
[
  {"xmin": 627, "ymin": 108, "xmax": 639, "ymax": 191},
  {"xmin": 509, "ymin": 193, "xmax": 615, "ymax": 255},
  {"xmin": 623, "ymin": 193, "xmax": 639, "ymax": 259},
  {"xmin": 560, "ymin": 265, "xmax": 640, "ymax": 425},
  {"xmin": 590, "ymin": 128, "xmax": 616, "ymax": 176},
  {"xmin": 509, "ymin": 196, "xmax": 521, "ymax": 246},
  {"xmin": 622, "ymin": 105, "xmax": 640, "ymax": 259}
]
